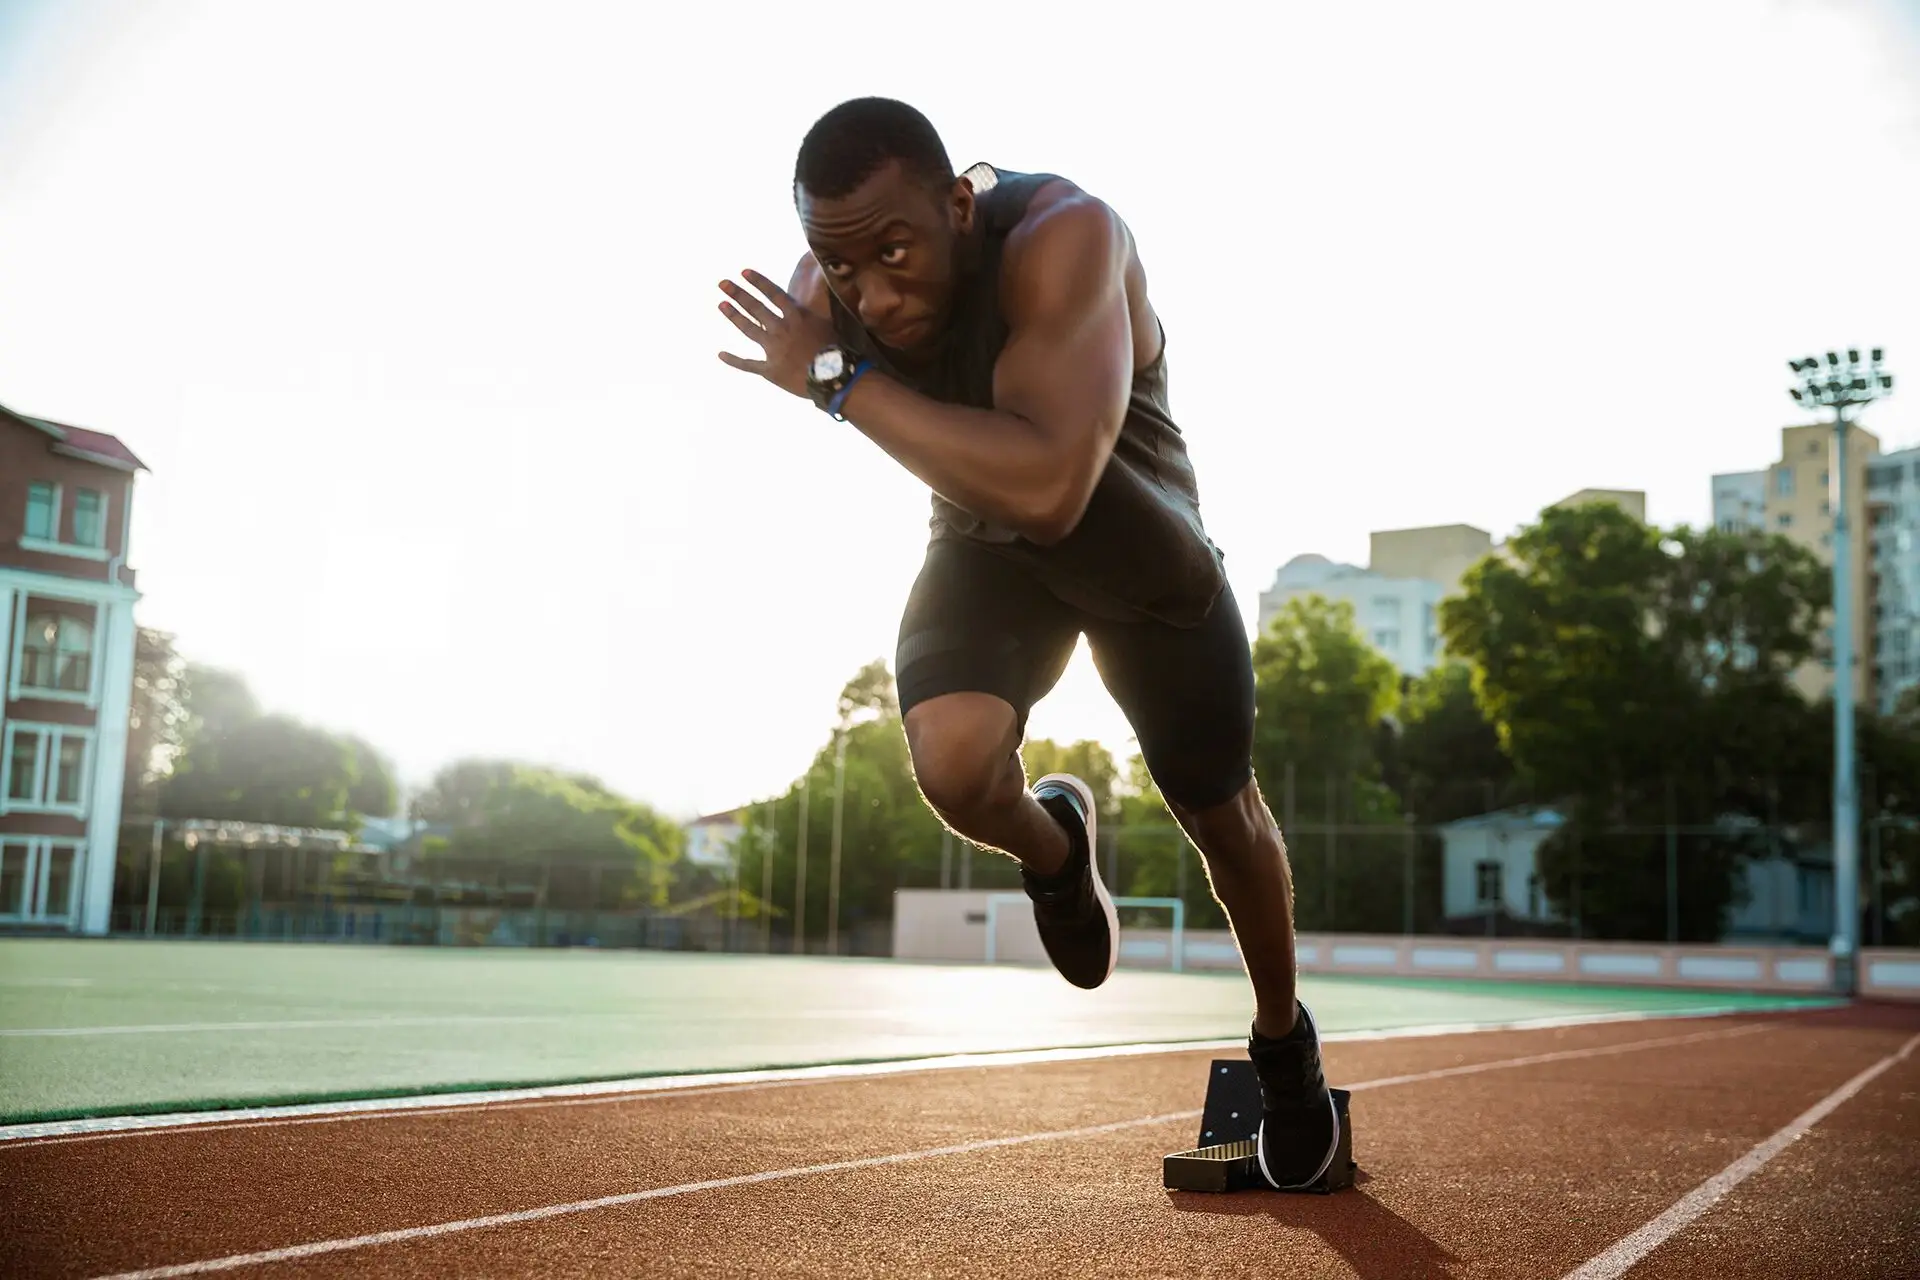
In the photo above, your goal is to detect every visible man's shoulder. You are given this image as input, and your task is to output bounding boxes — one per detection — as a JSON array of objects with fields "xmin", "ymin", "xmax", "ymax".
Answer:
[
  {"xmin": 1002, "ymin": 175, "xmax": 1123, "ymax": 256},
  {"xmin": 1000, "ymin": 177, "xmax": 1131, "ymax": 312}
]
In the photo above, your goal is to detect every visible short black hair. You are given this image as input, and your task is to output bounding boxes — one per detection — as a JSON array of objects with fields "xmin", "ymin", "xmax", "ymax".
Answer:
[{"xmin": 793, "ymin": 97, "xmax": 955, "ymax": 201}]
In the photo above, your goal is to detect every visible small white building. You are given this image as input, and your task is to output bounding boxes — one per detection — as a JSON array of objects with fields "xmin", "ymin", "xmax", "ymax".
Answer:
[
  {"xmin": 683, "ymin": 809, "xmax": 743, "ymax": 870},
  {"xmin": 1438, "ymin": 806, "xmax": 1835, "ymax": 942},
  {"xmin": 1438, "ymin": 808, "xmax": 1565, "ymax": 925}
]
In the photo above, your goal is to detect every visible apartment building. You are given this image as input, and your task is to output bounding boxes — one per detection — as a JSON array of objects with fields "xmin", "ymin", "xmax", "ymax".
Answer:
[
  {"xmin": 1709, "ymin": 423, "xmax": 1915, "ymax": 709},
  {"xmin": 1, "ymin": 403, "xmax": 145, "ymax": 934},
  {"xmin": 1260, "ymin": 491, "xmax": 1643, "ymax": 675}
]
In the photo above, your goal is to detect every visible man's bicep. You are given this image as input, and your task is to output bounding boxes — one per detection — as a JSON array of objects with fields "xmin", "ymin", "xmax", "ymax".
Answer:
[{"xmin": 991, "ymin": 205, "xmax": 1135, "ymax": 442}]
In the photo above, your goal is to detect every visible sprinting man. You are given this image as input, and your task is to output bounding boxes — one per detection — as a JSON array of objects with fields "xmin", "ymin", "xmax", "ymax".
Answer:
[{"xmin": 715, "ymin": 97, "xmax": 1339, "ymax": 1190}]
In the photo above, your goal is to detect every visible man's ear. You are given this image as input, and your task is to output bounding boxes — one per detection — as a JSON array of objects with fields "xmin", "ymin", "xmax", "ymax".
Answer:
[{"xmin": 948, "ymin": 167, "xmax": 987, "ymax": 235}]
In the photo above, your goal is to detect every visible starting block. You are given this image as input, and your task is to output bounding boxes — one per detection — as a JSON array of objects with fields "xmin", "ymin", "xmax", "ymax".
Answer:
[{"xmin": 1161, "ymin": 1059, "xmax": 1355, "ymax": 1193}]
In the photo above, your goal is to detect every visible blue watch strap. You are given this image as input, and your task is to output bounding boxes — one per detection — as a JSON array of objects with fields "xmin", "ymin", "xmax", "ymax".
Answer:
[{"xmin": 825, "ymin": 360, "xmax": 873, "ymax": 420}]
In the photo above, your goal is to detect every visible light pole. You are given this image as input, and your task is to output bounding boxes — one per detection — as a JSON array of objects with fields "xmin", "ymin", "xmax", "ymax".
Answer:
[
  {"xmin": 1788, "ymin": 347, "xmax": 1895, "ymax": 996},
  {"xmin": 826, "ymin": 727, "xmax": 848, "ymax": 955},
  {"xmin": 793, "ymin": 776, "xmax": 810, "ymax": 955},
  {"xmin": 760, "ymin": 797, "xmax": 775, "ymax": 953}
]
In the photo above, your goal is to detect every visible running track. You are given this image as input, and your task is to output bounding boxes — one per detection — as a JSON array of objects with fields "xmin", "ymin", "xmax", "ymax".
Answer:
[{"xmin": 3, "ymin": 1004, "xmax": 1915, "ymax": 1278}]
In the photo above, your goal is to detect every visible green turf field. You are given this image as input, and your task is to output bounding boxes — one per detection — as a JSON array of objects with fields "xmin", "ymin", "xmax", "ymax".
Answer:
[{"xmin": 0, "ymin": 939, "xmax": 1836, "ymax": 1123}]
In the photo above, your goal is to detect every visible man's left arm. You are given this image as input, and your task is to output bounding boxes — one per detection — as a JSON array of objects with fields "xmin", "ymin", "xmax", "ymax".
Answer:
[
  {"xmin": 836, "ymin": 199, "xmax": 1136, "ymax": 545},
  {"xmin": 718, "ymin": 198, "xmax": 1135, "ymax": 546}
]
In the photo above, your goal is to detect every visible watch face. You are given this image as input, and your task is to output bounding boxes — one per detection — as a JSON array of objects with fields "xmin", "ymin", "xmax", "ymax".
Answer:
[{"xmin": 810, "ymin": 348, "xmax": 846, "ymax": 383}]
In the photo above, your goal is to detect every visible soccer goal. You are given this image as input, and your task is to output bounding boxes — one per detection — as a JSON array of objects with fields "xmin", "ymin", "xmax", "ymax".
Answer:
[{"xmin": 981, "ymin": 894, "xmax": 1187, "ymax": 973}]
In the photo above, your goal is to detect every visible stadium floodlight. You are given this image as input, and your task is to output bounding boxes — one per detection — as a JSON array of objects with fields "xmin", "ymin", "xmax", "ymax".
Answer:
[{"xmin": 1787, "ymin": 346, "xmax": 1895, "ymax": 998}]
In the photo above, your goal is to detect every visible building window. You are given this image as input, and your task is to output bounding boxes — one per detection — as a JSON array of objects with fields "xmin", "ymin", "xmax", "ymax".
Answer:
[
  {"xmin": 71, "ymin": 489, "xmax": 106, "ymax": 548},
  {"xmin": 1373, "ymin": 629, "xmax": 1401, "ymax": 651},
  {"xmin": 5, "ymin": 734, "xmax": 37, "ymax": 804},
  {"xmin": 1775, "ymin": 467, "xmax": 1795, "ymax": 497},
  {"xmin": 25, "ymin": 483, "xmax": 58, "ymax": 540},
  {"xmin": 1777, "ymin": 513, "xmax": 1793, "ymax": 528},
  {"xmin": 0, "ymin": 724, "xmax": 92, "ymax": 814},
  {"xmin": 1475, "ymin": 860, "xmax": 1502, "ymax": 907},
  {"xmin": 0, "ymin": 843, "xmax": 24, "ymax": 913},
  {"xmin": 0, "ymin": 839, "xmax": 82, "ymax": 923},
  {"xmin": 20, "ymin": 614, "xmax": 93, "ymax": 694}
]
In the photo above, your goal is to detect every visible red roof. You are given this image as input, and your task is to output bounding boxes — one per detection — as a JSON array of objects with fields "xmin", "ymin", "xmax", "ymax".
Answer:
[
  {"xmin": 1, "ymin": 403, "xmax": 147, "ymax": 472},
  {"xmin": 54, "ymin": 423, "xmax": 148, "ymax": 472}
]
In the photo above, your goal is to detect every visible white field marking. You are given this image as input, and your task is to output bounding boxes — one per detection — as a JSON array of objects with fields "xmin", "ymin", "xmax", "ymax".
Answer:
[
  {"xmin": 74, "ymin": 1019, "xmax": 1777, "ymax": 1280},
  {"xmin": 86, "ymin": 1111, "xmax": 1208, "ymax": 1280},
  {"xmin": 1560, "ymin": 1030, "xmax": 1920, "ymax": 1280},
  {"xmin": 0, "ymin": 1013, "xmax": 751, "ymax": 1037},
  {"xmin": 1, "ymin": 1001, "xmax": 1813, "ymax": 1147}
]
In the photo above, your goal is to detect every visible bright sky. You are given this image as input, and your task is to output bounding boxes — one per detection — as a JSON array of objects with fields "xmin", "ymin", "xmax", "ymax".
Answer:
[{"xmin": 2, "ymin": 0, "xmax": 1917, "ymax": 819}]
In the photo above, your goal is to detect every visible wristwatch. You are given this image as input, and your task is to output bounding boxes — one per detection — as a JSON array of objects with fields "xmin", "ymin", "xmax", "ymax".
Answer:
[{"xmin": 805, "ymin": 344, "xmax": 873, "ymax": 420}]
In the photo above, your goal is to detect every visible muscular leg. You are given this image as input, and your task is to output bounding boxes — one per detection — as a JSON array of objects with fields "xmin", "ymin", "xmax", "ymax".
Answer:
[
  {"xmin": 902, "ymin": 693, "xmax": 1071, "ymax": 877},
  {"xmin": 1168, "ymin": 780, "xmax": 1299, "ymax": 1039},
  {"xmin": 893, "ymin": 538, "xmax": 1083, "ymax": 878},
  {"xmin": 1087, "ymin": 579, "xmax": 1301, "ymax": 1037}
]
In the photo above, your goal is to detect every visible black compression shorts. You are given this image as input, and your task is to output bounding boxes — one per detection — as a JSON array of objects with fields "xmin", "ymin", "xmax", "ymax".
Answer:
[{"xmin": 893, "ymin": 536, "xmax": 1255, "ymax": 813}]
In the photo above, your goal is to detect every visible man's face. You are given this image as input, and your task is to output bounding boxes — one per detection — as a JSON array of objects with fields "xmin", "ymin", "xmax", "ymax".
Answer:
[{"xmin": 798, "ymin": 161, "xmax": 973, "ymax": 356}]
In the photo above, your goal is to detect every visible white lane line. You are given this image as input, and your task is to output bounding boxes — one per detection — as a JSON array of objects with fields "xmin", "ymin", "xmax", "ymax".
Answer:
[
  {"xmin": 88, "ymin": 1110, "xmax": 1206, "ymax": 1280},
  {"xmin": 2, "ymin": 1014, "xmax": 642, "ymax": 1037},
  {"xmin": 78, "ymin": 1021, "xmax": 1770, "ymax": 1280},
  {"xmin": 1560, "ymin": 1030, "xmax": 1920, "ymax": 1280},
  {"xmin": 14, "ymin": 1021, "xmax": 1764, "ymax": 1152},
  {"xmin": 1, "ymin": 1002, "xmax": 1808, "ymax": 1145}
]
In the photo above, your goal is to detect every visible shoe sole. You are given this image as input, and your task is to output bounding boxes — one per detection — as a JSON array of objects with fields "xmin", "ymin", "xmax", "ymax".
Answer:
[{"xmin": 1033, "ymin": 773, "xmax": 1120, "ymax": 990}]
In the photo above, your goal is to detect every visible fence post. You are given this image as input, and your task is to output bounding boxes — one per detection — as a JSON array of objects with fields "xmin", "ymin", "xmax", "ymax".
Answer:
[
  {"xmin": 1665, "ymin": 777, "xmax": 1679, "ymax": 943},
  {"xmin": 1402, "ymin": 814, "xmax": 1415, "ymax": 936},
  {"xmin": 1324, "ymin": 771, "xmax": 1336, "ymax": 929}
]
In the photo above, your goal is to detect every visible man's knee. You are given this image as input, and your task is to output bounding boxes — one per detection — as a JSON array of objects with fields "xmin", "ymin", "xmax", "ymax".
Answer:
[
  {"xmin": 1172, "ymin": 778, "xmax": 1285, "ymax": 864},
  {"xmin": 904, "ymin": 693, "xmax": 1021, "ymax": 817}
]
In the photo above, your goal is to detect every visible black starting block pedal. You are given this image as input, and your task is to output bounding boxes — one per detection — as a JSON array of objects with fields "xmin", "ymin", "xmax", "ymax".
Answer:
[{"xmin": 1161, "ymin": 1059, "xmax": 1355, "ymax": 1193}]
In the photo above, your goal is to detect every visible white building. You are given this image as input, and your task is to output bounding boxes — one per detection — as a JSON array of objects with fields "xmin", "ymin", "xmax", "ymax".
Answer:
[
  {"xmin": 1257, "ymin": 555, "xmax": 1444, "ymax": 676},
  {"xmin": 1438, "ymin": 806, "xmax": 1834, "ymax": 943},
  {"xmin": 683, "ymin": 809, "xmax": 744, "ymax": 869},
  {"xmin": 1867, "ymin": 445, "xmax": 1920, "ymax": 713},
  {"xmin": 1712, "ymin": 438, "xmax": 1920, "ymax": 712},
  {"xmin": 1711, "ymin": 469, "xmax": 1767, "ymax": 533},
  {"xmin": 1, "ymin": 403, "xmax": 146, "ymax": 935}
]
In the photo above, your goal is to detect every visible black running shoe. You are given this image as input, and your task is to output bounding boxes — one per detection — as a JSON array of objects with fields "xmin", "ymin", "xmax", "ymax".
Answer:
[
  {"xmin": 1020, "ymin": 774, "xmax": 1119, "ymax": 991},
  {"xmin": 1250, "ymin": 1001, "xmax": 1341, "ymax": 1190}
]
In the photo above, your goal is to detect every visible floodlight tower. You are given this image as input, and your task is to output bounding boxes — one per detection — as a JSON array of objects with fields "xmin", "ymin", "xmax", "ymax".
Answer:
[{"xmin": 1787, "ymin": 347, "xmax": 1895, "ymax": 996}]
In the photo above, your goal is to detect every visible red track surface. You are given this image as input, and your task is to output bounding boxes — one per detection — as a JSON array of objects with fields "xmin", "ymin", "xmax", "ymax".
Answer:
[{"xmin": 4, "ymin": 1005, "xmax": 1916, "ymax": 1279}]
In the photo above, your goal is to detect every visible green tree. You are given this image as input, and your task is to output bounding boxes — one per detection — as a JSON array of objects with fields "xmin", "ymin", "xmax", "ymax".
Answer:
[
  {"xmin": 1391, "ymin": 662, "xmax": 1519, "ymax": 825},
  {"xmin": 409, "ymin": 759, "xmax": 681, "ymax": 909},
  {"xmin": 411, "ymin": 759, "xmax": 518, "ymax": 825},
  {"xmin": 738, "ymin": 661, "xmax": 965, "ymax": 951},
  {"xmin": 159, "ymin": 664, "xmax": 399, "ymax": 829},
  {"xmin": 341, "ymin": 735, "xmax": 399, "ymax": 818},
  {"xmin": 1250, "ymin": 595, "xmax": 1405, "ymax": 931},
  {"xmin": 1021, "ymin": 737, "xmax": 1120, "ymax": 823},
  {"xmin": 122, "ymin": 626, "xmax": 187, "ymax": 818},
  {"xmin": 1441, "ymin": 502, "xmax": 1833, "ymax": 939}
]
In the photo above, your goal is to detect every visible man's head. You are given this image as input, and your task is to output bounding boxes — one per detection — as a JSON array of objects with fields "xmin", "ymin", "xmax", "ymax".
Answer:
[{"xmin": 793, "ymin": 97, "xmax": 976, "ymax": 354}]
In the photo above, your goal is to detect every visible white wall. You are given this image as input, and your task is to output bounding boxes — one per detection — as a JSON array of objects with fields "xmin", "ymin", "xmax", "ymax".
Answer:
[
  {"xmin": 891, "ymin": 890, "xmax": 1897, "ymax": 996},
  {"xmin": 1711, "ymin": 469, "xmax": 1767, "ymax": 533},
  {"xmin": 1258, "ymin": 557, "xmax": 1444, "ymax": 675},
  {"xmin": 1440, "ymin": 816, "xmax": 1561, "ymax": 922}
]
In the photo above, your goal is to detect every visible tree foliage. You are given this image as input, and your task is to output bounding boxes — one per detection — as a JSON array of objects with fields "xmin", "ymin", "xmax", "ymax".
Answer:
[
  {"xmin": 122, "ymin": 627, "xmax": 188, "ymax": 817},
  {"xmin": 1439, "ymin": 501, "xmax": 1847, "ymax": 939},
  {"xmin": 415, "ymin": 760, "xmax": 683, "ymax": 908},
  {"xmin": 158, "ymin": 664, "xmax": 398, "ymax": 829}
]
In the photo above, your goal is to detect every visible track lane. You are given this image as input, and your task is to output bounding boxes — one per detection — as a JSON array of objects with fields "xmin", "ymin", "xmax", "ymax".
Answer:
[{"xmin": 3, "ymin": 1008, "xmax": 1912, "ymax": 1280}]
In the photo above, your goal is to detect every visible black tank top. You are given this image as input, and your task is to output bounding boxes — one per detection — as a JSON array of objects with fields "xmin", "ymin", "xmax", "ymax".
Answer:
[{"xmin": 826, "ymin": 165, "xmax": 1227, "ymax": 628}]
